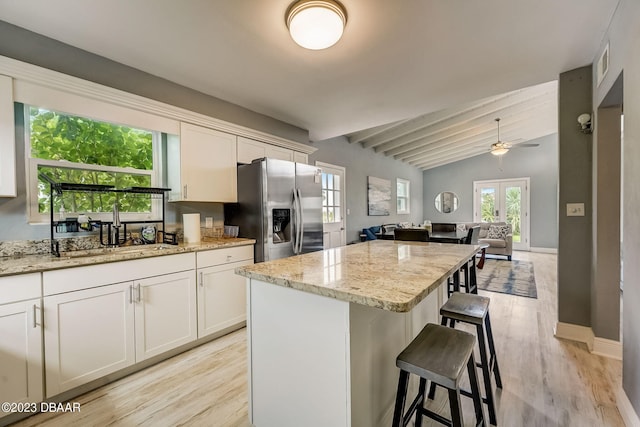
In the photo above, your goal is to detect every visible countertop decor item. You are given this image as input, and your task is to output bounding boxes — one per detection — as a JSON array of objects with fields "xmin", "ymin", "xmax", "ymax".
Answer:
[{"xmin": 183, "ymin": 213, "xmax": 201, "ymax": 244}]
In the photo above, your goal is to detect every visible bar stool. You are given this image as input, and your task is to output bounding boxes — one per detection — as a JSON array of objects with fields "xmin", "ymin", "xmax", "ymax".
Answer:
[
  {"xmin": 429, "ymin": 292, "xmax": 503, "ymax": 425},
  {"xmin": 392, "ymin": 323, "xmax": 486, "ymax": 427}
]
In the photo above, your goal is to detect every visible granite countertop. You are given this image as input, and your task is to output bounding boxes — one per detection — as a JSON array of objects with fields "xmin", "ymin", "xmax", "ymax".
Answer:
[
  {"xmin": 0, "ymin": 238, "xmax": 255, "ymax": 277},
  {"xmin": 235, "ymin": 240, "xmax": 480, "ymax": 313}
]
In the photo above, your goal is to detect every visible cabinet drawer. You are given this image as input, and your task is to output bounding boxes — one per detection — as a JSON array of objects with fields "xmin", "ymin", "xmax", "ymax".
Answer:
[
  {"xmin": 197, "ymin": 245, "xmax": 254, "ymax": 268},
  {"xmin": 44, "ymin": 253, "xmax": 195, "ymax": 296},
  {"xmin": 0, "ymin": 273, "xmax": 41, "ymax": 305}
]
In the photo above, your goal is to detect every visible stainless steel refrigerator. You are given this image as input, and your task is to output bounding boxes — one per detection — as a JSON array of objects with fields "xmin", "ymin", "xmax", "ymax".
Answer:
[{"xmin": 225, "ymin": 158, "xmax": 324, "ymax": 263}]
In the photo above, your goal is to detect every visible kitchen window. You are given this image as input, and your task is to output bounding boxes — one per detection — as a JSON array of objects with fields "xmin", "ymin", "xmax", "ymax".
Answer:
[
  {"xmin": 26, "ymin": 105, "xmax": 161, "ymax": 223},
  {"xmin": 397, "ymin": 178, "xmax": 410, "ymax": 214}
]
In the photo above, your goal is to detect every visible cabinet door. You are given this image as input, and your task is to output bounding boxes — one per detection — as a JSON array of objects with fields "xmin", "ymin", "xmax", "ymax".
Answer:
[
  {"xmin": 0, "ymin": 299, "xmax": 43, "ymax": 405},
  {"xmin": 265, "ymin": 145, "xmax": 293, "ymax": 161},
  {"xmin": 0, "ymin": 74, "xmax": 16, "ymax": 197},
  {"xmin": 44, "ymin": 282, "xmax": 135, "ymax": 397},
  {"xmin": 134, "ymin": 271, "xmax": 197, "ymax": 362},
  {"xmin": 293, "ymin": 152, "xmax": 309, "ymax": 164},
  {"xmin": 179, "ymin": 122, "xmax": 237, "ymax": 202},
  {"xmin": 237, "ymin": 136, "xmax": 267, "ymax": 164},
  {"xmin": 197, "ymin": 259, "xmax": 252, "ymax": 339}
]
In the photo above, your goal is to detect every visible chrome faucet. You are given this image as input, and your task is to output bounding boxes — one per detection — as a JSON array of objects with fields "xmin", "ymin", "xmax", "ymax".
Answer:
[
  {"xmin": 112, "ymin": 202, "xmax": 121, "ymax": 228},
  {"xmin": 112, "ymin": 202, "xmax": 121, "ymax": 245}
]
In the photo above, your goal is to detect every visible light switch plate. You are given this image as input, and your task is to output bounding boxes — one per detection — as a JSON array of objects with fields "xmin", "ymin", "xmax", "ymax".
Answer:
[
  {"xmin": 566, "ymin": 203, "xmax": 585, "ymax": 216},
  {"xmin": 205, "ymin": 217, "xmax": 214, "ymax": 228}
]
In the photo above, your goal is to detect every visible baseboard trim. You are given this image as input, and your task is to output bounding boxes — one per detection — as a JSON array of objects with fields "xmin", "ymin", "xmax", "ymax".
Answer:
[
  {"xmin": 617, "ymin": 388, "xmax": 640, "ymax": 427},
  {"xmin": 593, "ymin": 337, "xmax": 623, "ymax": 360},
  {"xmin": 554, "ymin": 322, "xmax": 594, "ymax": 351},
  {"xmin": 530, "ymin": 247, "xmax": 558, "ymax": 254},
  {"xmin": 554, "ymin": 322, "xmax": 624, "ymax": 361}
]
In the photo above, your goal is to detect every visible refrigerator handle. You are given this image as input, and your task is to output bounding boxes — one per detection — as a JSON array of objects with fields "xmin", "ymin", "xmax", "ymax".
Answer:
[
  {"xmin": 297, "ymin": 188, "xmax": 305, "ymax": 254},
  {"xmin": 292, "ymin": 189, "xmax": 298, "ymax": 254}
]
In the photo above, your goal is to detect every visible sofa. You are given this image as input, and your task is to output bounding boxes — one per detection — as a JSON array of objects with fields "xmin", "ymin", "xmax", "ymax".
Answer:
[{"xmin": 459, "ymin": 222, "xmax": 513, "ymax": 260}]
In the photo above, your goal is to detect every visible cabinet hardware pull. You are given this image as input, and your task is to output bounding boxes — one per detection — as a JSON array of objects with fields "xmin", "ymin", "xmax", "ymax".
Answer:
[
  {"xmin": 33, "ymin": 304, "xmax": 38, "ymax": 328},
  {"xmin": 199, "ymin": 271, "xmax": 204, "ymax": 287},
  {"xmin": 136, "ymin": 283, "xmax": 141, "ymax": 303},
  {"xmin": 184, "ymin": 185, "xmax": 188, "ymax": 199},
  {"xmin": 227, "ymin": 255, "xmax": 232, "ymax": 261},
  {"xmin": 129, "ymin": 285, "xmax": 134, "ymax": 304}
]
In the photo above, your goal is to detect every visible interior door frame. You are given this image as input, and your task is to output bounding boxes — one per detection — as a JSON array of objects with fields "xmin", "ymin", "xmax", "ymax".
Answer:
[
  {"xmin": 315, "ymin": 161, "xmax": 346, "ymax": 248},
  {"xmin": 473, "ymin": 177, "xmax": 530, "ymax": 251}
]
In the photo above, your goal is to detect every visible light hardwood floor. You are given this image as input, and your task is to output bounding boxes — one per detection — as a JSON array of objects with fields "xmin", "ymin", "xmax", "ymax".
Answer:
[{"xmin": 10, "ymin": 251, "xmax": 625, "ymax": 427}]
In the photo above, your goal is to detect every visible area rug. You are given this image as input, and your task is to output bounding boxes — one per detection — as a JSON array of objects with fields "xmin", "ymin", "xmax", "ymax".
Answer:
[{"xmin": 476, "ymin": 259, "xmax": 537, "ymax": 298}]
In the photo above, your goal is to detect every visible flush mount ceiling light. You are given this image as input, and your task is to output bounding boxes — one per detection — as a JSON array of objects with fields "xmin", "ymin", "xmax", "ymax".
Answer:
[
  {"xmin": 490, "ymin": 118, "xmax": 511, "ymax": 156},
  {"xmin": 286, "ymin": 0, "xmax": 347, "ymax": 50}
]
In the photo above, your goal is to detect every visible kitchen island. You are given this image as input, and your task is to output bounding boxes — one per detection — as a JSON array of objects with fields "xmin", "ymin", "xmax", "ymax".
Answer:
[{"xmin": 235, "ymin": 240, "xmax": 481, "ymax": 427}]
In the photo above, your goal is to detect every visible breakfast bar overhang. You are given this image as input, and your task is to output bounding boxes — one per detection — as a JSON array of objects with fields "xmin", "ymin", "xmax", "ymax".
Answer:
[{"xmin": 235, "ymin": 240, "xmax": 481, "ymax": 427}]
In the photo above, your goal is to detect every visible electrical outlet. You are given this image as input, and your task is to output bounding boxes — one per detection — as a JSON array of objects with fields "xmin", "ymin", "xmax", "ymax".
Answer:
[
  {"xmin": 566, "ymin": 203, "xmax": 585, "ymax": 217},
  {"xmin": 205, "ymin": 217, "xmax": 214, "ymax": 228}
]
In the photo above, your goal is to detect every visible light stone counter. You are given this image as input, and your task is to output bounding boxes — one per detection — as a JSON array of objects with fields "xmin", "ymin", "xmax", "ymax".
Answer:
[
  {"xmin": 235, "ymin": 239, "xmax": 480, "ymax": 313},
  {"xmin": 0, "ymin": 238, "xmax": 255, "ymax": 277}
]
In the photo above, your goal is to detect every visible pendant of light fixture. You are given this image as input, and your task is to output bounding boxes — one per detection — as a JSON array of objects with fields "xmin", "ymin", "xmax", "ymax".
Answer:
[{"xmin": 490, "ymin": 118, "xmax": 511, "ymax": 156}]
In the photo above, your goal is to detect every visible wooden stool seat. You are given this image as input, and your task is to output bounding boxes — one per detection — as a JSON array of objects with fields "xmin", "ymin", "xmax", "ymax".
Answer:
[
  {"xmin": 440, "ymin": 292, "xmax": 489, "ymax": 325},
  {"xmin": 393, "ymin": 323, "xmax": 486, "ymax": 427},
  {"xmin": 397, "ymin": 323, "xmax": 475, "ymax": 390}
]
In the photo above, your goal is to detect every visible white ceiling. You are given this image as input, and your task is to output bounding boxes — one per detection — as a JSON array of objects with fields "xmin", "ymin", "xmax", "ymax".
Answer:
[{"xmin": 0, "ymin": 0, "xmax": 619, "ymax": 168}]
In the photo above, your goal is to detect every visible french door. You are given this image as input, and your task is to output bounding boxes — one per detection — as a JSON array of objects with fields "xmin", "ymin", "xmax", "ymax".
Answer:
[{"xmin": 473, "ymin": 178, "xmax": 530, "ymax": 251}]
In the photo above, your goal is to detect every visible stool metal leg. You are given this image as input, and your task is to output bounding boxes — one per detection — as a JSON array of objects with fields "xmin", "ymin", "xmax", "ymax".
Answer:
[
  {"xmin": 467, "ymin": 352, "xmax": 487, "ymax": 427},
  {"xmin": 469, "ymin": 257, "xmax": 478, "ymax": 294},
  {"xmin": 392, "ymin": 370, "xmax": 409, "ymax": 427},
  {"xmin": 415, "ymin": 378, "xmax": 427, "ymax": 427},
  {"xmin": 484, "ymin": 314, "xmax": 503, "ymax": 388},
  {"xmin": 448, "ymin": 388, "xmax": 464, "ymax": 427},
  {"xmin": 476, "ymin": 324, "xmax": 497, "ymax": 425}
]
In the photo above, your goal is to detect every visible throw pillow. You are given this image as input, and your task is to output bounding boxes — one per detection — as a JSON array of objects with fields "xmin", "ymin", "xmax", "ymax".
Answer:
[{"xmin": 487, "ymin": 224, "xmax": 509, "ymax": 239}]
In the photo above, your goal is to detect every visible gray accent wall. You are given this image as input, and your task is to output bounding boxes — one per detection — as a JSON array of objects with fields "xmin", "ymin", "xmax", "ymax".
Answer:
[
  {"xmin": 309, "ymin": 136, "xmax": 424, "ymax": 243},
  {"xmin": 593, "ymin": 0, "xmax": 640, "ymax": 416},
  {"xmin": 422, "ymin": 133, "xmax": 558, "ymax": 249},
  {"xmin": 557, "ymin": 66, "xmax": 593, "ymax": 328}
]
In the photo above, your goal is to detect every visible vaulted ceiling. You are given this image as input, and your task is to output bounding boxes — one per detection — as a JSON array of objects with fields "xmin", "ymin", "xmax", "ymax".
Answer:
[
  {"xmin": 347, "ymin": 81, "xmax": 558, "ymax": 170},
  {"xmin": 0, "ymin": 0, "xmax": 619, "ymax": 169}
]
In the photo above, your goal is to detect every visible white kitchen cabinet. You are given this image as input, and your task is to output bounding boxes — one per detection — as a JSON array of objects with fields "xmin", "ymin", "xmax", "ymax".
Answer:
[
  {"xmin": 196, "ymin": 245, "xmax": 254, "ymax": 339},
  {"xmin": 0, "ymin": 273, "xmax": 43, "ymax": 410},
  {"xmin": 134, "ymin": 271, "xmax": 197, "ymax": 361},
  {"xmin": 168, "ymin": 122, "xmax": 237, "ymax": 202},
  {"xmin": 237, "ymin": 136, "xmax": 293, "ymax": 164},
  {"xmin": 293, "ymin": 151, "xmax": 308, "ymax": 164},
  {"xmin": 43, "ymin": 254, "xmax": 197, "ymax": 397},
  {"xmin": 44, "ymin": 282, "xmax": 135, "ymax": 397},
  {"xmin": 0, "ymin": 74, "xmax": 16, "ymax": 197}
]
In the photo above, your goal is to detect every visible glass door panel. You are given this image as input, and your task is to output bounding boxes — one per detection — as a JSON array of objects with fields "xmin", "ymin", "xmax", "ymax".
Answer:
[{"xmin": 474, "ymin": 178, "xmax": 529, "ymax": 250}]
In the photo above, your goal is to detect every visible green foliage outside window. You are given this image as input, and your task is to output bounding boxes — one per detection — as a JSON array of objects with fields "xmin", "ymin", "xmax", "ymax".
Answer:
[{"xmin": 29, "ymin": 107, "xmax": 155, "ymax": 214}]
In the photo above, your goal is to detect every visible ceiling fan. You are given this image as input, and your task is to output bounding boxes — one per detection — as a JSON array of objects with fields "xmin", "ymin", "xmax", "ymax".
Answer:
[{"xmin": 490, "ymin": 118, "xmax": 539, "ymax": 156}]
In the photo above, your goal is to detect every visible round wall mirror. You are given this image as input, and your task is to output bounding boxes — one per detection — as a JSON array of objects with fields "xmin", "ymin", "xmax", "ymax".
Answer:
[{"xmin": 434, "ymin": 191, "xmax": 459, "ymax": 213}]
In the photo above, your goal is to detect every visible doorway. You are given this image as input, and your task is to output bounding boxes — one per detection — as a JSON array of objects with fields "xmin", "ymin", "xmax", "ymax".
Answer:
[
  {"xmin": 473, "ymin": 178, "xmax": 530, "ymax": 251},
  {"xmin": 316, "ymin": 162, "xmax": 346, "ymax": 249}
]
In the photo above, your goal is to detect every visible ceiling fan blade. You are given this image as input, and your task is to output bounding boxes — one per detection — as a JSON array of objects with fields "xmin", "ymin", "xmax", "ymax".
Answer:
[{"xmin": 513, "ymin": 143, "xmax": 540, "ymax": 148}]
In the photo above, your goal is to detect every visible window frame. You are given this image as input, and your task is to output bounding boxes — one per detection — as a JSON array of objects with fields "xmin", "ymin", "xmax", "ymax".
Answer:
[
  {"xmin": 321, "ymin": 171, "xmax": 342, "ymax": 224},
  {"xmin": 24, "ymin": 104, "xmax": 163, "ymax": 224},
  {"xmin": 396, "ymin": 178, "xmax": 411, "ymax": 214}
]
